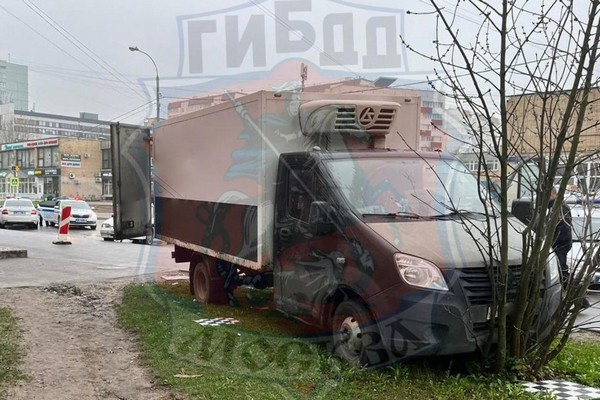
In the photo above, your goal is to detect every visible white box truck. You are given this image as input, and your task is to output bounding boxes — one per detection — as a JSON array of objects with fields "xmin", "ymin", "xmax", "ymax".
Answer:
[{"xmin": 110, "ymin": 90, "xmax": 561, "ymax": 366}]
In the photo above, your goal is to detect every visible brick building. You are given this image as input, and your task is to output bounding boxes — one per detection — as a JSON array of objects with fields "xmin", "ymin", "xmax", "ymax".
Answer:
[
  {"xmin": 507, "ymin": 88, "xmax": 600, "ymax": 193},
  {"xmin": 507, "ymin": 88, "xmax": 600, "ymax": 155},
  {"xmin": 0, "ymin": 137, "xmax": 109, "ymax": 200}
]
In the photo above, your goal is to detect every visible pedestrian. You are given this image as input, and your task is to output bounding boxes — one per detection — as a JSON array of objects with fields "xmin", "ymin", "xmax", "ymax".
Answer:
[{"xmin": 548, "ymin": 187, "xmax": 590, "ymax": 308}]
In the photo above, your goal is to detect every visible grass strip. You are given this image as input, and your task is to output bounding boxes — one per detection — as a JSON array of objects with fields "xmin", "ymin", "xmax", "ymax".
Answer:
[
  {"xmin": 0, "ymin": 307, "xmax": 25, "ymax": 400},
  {"xmin": 117, "ymin": 282, "xmax": 571, "ymax": 399}
]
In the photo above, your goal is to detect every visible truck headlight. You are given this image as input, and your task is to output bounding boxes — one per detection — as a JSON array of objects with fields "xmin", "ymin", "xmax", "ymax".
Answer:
[
  {"xmin": 548, "ymin": 254, "xmax": 561, "ymax": 285},
  {"xmin": 395, "ymin": 253, "xmax": 449, "ymax": 291}
]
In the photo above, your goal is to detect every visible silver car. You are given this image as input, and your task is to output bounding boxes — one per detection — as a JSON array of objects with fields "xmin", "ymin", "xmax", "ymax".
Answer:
[
  {"xmin": 100, "ymin": 215, "xmax": 154, "ymax": 245},
  {"xmin": 567, "ymin": 205, "xmax": 600, "ymax": 292},
  {"xmin": 0, "ymin": 198, "xmax": 39, "ymax": 229}
]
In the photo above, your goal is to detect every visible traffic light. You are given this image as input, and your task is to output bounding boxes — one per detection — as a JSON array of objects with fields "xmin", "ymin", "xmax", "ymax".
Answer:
[{"xmin": 11, "ymin": 165, "xmax": 20, "ymax": 172}]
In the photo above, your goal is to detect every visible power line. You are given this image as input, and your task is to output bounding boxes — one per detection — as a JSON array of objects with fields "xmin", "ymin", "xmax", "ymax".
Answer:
[
  {"xmin": 21, "ymin": 0, "xmax": 148, "ymax": 103},
  {"xmin": 0, "ymin": 4, "xmax": 102, "ymax": 75},
  {"xmin": 27, "ymin": 66, "xmax": 155, "ymax": 103}
]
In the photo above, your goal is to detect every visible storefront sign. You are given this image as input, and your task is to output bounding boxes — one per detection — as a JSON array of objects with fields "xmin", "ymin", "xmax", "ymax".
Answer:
[
  {"xmin": 61, "ymin": 154, "xmax": 81, "ymax": 168},
  {"xmin": 61, "ymin": 161, "xmax": 81, "ymax": 168},
  {"xmin": 1, "ymin": 138, "xmax": 59, "ymax": 151},
  {"xmin": 61, "ymin": 154, "xmax": 81, "ymax": 162},
  {"xmin": 32, "ymin": 168, "xmax": 60, "ymax": 176}
]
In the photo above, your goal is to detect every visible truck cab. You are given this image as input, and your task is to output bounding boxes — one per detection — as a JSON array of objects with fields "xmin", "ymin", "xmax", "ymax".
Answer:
[{"xmin": 273, "ymin": 150, "xmax": 562, "ymax": 365}]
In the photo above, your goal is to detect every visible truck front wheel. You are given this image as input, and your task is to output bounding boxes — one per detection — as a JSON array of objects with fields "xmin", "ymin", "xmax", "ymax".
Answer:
[
  {"xmin": 191, "ymin": 259, "xmax": 228, "ymax": 305},
  {"xmin": 331, "ymin": 300, "xmax": 388, "ymax": 367}
]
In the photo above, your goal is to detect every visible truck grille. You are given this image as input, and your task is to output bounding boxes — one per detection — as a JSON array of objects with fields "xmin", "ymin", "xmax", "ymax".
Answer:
[
  {"xmin": 334, "ymin": 106, "xmax": 397, "ymax": 134},
  {"xmin": 459, "ymin": 266, "xmax": 522, "ymax": 306}
]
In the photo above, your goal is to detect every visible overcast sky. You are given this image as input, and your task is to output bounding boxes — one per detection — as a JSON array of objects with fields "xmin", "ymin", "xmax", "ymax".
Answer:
[
  {"xmin": 0, "ymin": 0, "xmax": 453, "ymax": 123},
  {"xmin": 3, "ymin": 1, "xmax": 593, "ymax": 125}
]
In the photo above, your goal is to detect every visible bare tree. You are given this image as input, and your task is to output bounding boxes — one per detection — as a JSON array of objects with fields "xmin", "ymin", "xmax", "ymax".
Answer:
[{"xmin": 404, "ymin": 0, "xmax": 600, "ymax": 373}]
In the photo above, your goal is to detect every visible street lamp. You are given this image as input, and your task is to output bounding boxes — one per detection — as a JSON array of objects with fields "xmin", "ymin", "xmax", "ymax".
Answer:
[{"xmin": 129, "ymin": 46, "xmax": 160, "ymax": 122}]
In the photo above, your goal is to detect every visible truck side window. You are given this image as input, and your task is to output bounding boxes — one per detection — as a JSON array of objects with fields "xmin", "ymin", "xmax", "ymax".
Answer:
[{"xmin": 288, "ymin": 169, "xmax": 314, "ymax": 223}]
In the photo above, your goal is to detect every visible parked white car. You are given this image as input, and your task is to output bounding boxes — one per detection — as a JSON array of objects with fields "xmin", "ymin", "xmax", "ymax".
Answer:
[
  {"xmin": 100, "ymin": 215, "xmax": 154, "ymax": 245},
  {"xmin": 0, "ymin": 198, "xmax": 39, "ymax": 229},
  {"xmin": 46, "ymin": 199, "xmax": 98, "ymax": 230}
]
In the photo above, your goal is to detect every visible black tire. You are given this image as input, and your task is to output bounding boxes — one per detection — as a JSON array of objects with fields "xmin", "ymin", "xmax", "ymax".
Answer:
[
  {"xmin": 45, "ymin": 220, "xmax": 50, "ymax": 227},
  {"xmin": 331, "ymin": 300, "xmax": 388, "ymax": 367},
  {"xmin": 145, "ymin": 227, "xmax": 155, "ymax": 245},
  {"xmin": 191, "ymin": 259, "xmax": 227, "ymax": 305},
  {"xmin": 50, "ymin": 221, "xmax": 55, "ymax": 227},
  {"xmin": 90, "ymin": 225, "xmax": 97, "ymax": 230},
  {"xmin": 30, "ymin": 223, "xmax": 38, "ymax": 229},
  {"xmin": 102, "ymin": 237, "xmax": 114, "ymax": 241}
]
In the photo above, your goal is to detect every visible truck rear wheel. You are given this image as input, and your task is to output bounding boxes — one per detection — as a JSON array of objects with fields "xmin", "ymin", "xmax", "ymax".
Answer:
[
  {"xmin": 331, "ymin": 300, "xmax": 388, "ymax": 367},
  {"xmin": 192, "ymin": 259, "xmax": 228, "ymax": 305}
]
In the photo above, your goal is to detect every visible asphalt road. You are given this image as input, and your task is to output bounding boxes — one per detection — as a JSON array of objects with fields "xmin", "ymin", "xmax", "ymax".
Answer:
[{"xmin": 0, "ymin": 216, "xmax": 185, "ymax": 288}]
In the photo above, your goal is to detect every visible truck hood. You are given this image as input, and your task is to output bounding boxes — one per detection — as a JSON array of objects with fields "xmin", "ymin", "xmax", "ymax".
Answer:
[{"xmin": 366, "ymin": 217, "xmax": 524, "ymax": 268}]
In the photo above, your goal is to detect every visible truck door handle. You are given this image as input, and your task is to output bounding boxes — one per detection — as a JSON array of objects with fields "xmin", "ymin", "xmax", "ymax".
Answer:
[{"xmin": 279, "ymin": 228, "xmax": 291, "ymax": 241}]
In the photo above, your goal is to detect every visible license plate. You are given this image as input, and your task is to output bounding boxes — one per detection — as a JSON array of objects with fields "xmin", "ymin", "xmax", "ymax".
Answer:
[
  {"xmin": 14, "ymin": 211, "xmax": 25, "ymax": 215},
  {"xmin": 75, "ymin": 218, "xmax": 86, "ymax": 222}
]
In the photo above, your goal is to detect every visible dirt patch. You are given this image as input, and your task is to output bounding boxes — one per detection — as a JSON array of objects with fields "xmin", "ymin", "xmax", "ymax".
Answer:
[
  {"xmin": 570, "ymin": 329, "xmax": 600, "ymax": 342},
  {"xmin": 0, "ymin": 281, "xmax": 180, "ymax": 400}
]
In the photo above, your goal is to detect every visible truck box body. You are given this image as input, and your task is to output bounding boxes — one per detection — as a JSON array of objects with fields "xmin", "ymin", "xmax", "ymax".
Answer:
[{"xmin": 153, "ymin": 90, "xmax": 420, "ymax": 271}]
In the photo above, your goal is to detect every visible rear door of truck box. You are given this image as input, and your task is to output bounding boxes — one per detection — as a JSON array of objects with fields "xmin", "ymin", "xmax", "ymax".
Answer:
[{"xmin": 110, "ymin": 122, "xmax": 153, "ymax": 240}]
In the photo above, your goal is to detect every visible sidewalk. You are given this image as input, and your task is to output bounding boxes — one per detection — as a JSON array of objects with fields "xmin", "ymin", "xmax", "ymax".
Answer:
[
  {"xmin": 88, "ymin": 201, "xmax": 112, "ymax": 215},
  {"xmin": 0, "ymin": 247, "xmax": 27, "ymax": 259}
]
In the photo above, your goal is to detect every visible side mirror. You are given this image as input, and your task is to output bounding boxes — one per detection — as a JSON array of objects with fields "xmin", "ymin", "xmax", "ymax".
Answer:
[
  {"xmin": 309, "ymin": 201, "xmax": 333, "ymax": 235},
  {"xmin": 511, "ymin": 199, "xmax": 532, "ymax": 224},
  {"xmin": 91, "ymin": 206, "xmax": 96, "ymax": 210},
  {"xmin": 54, "ymin": 205, "xmax": 59, "ymax": 210}
]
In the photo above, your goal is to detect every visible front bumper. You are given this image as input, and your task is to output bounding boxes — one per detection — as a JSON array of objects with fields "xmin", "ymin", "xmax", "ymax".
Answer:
[
  {"xmin": 100, "ymin": 228, "xmax": 114, "ymax": 238},
  {"xmin": 368, "ymin": 275, "xmax": 562, "ymax": 359},
  {"xmin": 69, "ymin": 221, "xmax": 96, "ymax": 227}
]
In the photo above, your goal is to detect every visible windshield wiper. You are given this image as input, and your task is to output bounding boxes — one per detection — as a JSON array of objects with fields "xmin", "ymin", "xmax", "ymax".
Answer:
[
  {"xmin": 362, "ymin": 211, "xmax": 424, "ymax": 219},
  {"xmin": 430, "ymin": 210, "xmax": 489, "ymax": 219}
]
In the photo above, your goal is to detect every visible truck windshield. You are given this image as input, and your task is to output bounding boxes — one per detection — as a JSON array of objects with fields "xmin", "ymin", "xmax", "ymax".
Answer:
[{"xmin": 323, "ymin": 157, "xmax": 488, "ymax": 217}]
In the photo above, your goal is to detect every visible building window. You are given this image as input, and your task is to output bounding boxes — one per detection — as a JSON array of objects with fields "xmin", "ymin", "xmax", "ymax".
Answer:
[
  {"xmin": 0, "ymin": 151, "xmax": 14, "ymax": 170},
  {"xmin": 465, "ymin": 160, "xmax": 478, "ymax": 172},
  {"xmin": 38, "ymin": 146, "xmax": 59, "ymax": 167},
  {"xmin": 487, "ymin": 159, "xmax": 499, "ymax": 172},
  {"xmin": 102, "ymin": 180, "xmax": 112, "ymax": 197},
  {"xmin": 7, "ymin": 177, "xmax": 37, "ymax": 195},
  {"xmin": 16, "ymin": 149, "xmax": 35, "ymax": 168},
  {"xmin": 102, "ymin": 149, "xmax": 112, "ymax": 170}
]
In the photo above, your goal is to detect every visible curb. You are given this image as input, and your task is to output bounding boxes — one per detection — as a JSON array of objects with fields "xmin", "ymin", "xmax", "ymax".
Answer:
[{"xmin": 0, "ymin": 247, "xmax": 27, "ymax": 259}]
